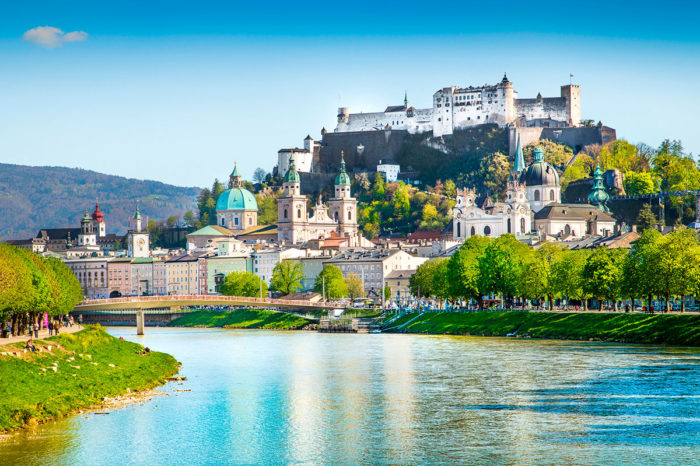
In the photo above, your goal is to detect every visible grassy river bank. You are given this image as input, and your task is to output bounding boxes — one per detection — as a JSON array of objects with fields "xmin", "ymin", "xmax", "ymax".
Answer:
[
  {"xmin": 0, "ymin": 326, "xmax": 179, "ymax": 433},
  {"xmin": 168, "ymin": 309, "xmax": 314, "ymax": 329},
  {"xmin": 383, "ymin": 311, "xmax": 700, "ymax": 346}
]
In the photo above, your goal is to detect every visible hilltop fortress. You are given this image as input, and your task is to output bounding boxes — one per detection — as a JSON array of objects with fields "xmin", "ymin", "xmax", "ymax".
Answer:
[
  {"xmin": 335, "ymin": 74, "xmax": 580, "ymax": 137},
  {"xmin": 275, "ymin": 74, "xmax": 615, "ymax": 194}
]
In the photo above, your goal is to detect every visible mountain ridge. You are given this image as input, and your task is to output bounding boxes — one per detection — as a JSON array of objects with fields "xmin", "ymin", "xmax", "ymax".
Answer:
[{"xmin": 0, "ymin": 163, "xmax": 201, "ymax": 240}]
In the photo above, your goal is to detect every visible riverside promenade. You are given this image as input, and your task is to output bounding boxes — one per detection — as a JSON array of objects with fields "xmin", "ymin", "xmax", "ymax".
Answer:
[{"xmin": 1, "ymin": 325, "xmax": 83, "ymax": 345}]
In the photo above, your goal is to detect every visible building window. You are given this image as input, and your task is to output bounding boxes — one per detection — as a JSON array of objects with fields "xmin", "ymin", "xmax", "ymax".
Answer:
[
  {"xmin": 520, "ymin": 217, "xmax": 526, "ymax": 233},
  {"xmin": 347, "ymin": 211, "xmax": 351, "ymax": 220},
  {"xmin": 550, "ymin": 189, "xmax": 555, "ymax": 201},
  {"xmin": 507, "ymin": 218, "xmax": 511, "ymax": 233},
  {"xmin": 234, "ymin": 217, "xmax": 239, "ymax": 225},
  {"xmin": 284, "ymin": 209, "xmax": 288, "ymax": 219},
  {"xmin": 470, "ymin": 226, "xmax": 475, "ymax": 236},
  {"xmin": 534, "ymin": 190, "xmax": 541, "ymax": 202},
  {"xmin": 297, "ymin": 209, "xmax": 301, "ymax": 219},
  {"xmin": 484, "ymin": 225, "xmax": 491, "ymax": 236},
  {"xmin": 457, "ymin": 222, "xmax": 461, "ymax": 238}
]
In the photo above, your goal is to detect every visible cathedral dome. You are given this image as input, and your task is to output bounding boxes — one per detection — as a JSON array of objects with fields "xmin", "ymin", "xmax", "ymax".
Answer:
[
  {"xmin": 519, "ymin": 147, "xmax": 559, "ymax": 187},
  {"xmin": 216, "ymin": 187, "xmax": 258, "ymax": 212}
]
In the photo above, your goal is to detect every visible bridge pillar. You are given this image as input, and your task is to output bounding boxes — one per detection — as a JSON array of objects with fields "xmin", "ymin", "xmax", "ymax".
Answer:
[{"xmin": 136, "ymin": 310, "xmax": 144, "ymax": 335}]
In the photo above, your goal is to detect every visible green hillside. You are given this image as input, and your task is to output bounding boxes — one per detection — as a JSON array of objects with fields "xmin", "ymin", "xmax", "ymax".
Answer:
[{"xmin": 0, "ymin": 164, "xmax": 201, "ymax": 240}]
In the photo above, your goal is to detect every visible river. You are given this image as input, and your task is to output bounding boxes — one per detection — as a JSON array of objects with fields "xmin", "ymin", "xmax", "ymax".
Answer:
[{"xmin": 2, "ymin": 328, "xmax": 700, "ymax": 464}]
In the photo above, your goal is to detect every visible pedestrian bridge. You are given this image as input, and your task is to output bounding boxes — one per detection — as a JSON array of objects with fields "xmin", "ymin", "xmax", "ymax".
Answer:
[{"xmin": 74, "ymin": 294, "xmax": 332, "ymax": 312}]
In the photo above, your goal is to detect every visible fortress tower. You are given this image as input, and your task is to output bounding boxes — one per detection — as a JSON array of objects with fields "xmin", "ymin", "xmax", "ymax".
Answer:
[{"xmin": 560, "ymin": 84, "xmax": 581, "ymax": 127}]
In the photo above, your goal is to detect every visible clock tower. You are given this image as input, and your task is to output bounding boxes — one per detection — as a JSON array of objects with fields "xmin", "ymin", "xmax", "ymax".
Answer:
[{"xmin": 127, "ymin": 203, "xmax": 150, "ymax": 258}]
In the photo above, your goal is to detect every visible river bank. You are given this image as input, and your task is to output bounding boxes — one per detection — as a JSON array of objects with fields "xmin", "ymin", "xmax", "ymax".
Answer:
[
  {"xmin": 383, "ymin": 311, "xmax": 700, "ymax": 346},
  {"xmin": 0, "ymin": 326, "xmax": 180, "ymax": 433},
  {"xmin": 168, "ymin": 309, "xmax": 313, "ymax": 329}
]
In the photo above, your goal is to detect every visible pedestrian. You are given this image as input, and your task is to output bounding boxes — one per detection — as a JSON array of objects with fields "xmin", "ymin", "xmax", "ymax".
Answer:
[
  {"xmin": 33, "ymin": 323, "xmax": 39, "ymax": 338},
  {"xmin": 28, "ymin": 323, "xmax": 33, "ymax": 337},
  {"xmin": 48, "ymin": 321, "xmax": 53, "ymax": 336},
  {"xmin": 79, "ymin": 314, "xmax": 83, "ymax": 325},
  {"xmin": 54, "ymin": 321, "xmax": 60, "ymax": 335}
]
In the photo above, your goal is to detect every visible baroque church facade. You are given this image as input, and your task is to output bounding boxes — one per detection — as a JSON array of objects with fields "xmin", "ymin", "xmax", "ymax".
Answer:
[{"xmin": 277, "ymin": 153, "xmax": 359, "ymax": 245}]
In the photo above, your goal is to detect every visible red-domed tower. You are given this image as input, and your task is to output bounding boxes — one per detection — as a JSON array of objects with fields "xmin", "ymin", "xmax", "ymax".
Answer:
[{"xmin": 91, "ymin": 200, "xmax": 106, "ymax": 237}]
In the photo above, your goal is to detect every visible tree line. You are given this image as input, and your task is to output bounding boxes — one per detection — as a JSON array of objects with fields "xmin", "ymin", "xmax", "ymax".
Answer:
[
  {"xmin": 410, "ymin": 228, "xmax": 700, "ymax": 313},
  {"xmin": 0, "ymin": 244, "xmax": 83, "ymax": 335}
]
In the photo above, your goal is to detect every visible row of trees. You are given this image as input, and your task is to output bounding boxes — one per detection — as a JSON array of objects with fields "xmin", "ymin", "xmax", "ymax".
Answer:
[
  {"xmin": 0, "ymin": 244, "xmax": 83, "ymax": 335},
  {"xmin": 219, "ymin": 262, "xmax": 387, "ymax": 303},
  {"xmin": 410, "ymin": 229, "xmax": 700, "ymax": 312}
]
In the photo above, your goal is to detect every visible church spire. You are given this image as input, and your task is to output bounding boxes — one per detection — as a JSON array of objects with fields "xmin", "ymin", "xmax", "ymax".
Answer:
[
  {"xmin": 229, "ymin": 161, "xmax": 243, "ymax": 188},
  {"xmin": 587, "ymin": 165, "xmax": 610, "ymax": 211},
  {"xmin": 513, "ymin": 133, "xmax": 525, "ymax": 174},
  {"xmin": 335, "ymin": 151, "xmax": 350, "ymax": 186},
  {"xmin": 404, "ymin": 91, "xmax": 408, "ymax": 108}
]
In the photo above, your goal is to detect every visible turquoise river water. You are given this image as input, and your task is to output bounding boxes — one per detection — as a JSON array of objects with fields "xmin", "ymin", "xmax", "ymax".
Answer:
[{"xmin": 2, "ymin": 327, "xmax": 700, "ymax": 464}]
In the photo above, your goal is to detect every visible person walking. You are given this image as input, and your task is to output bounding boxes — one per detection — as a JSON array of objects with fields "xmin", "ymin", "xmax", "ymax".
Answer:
[
  {"xmin": 33, "ymin": 322, "xmax": 39, "ymax": 338},
  {"xmin": 54, "ymin": 320, "xmax": 60, "ymax": 335},
  {"xmin": 48, "ymin": 321, "xmax": 53, "ymax": 336}
]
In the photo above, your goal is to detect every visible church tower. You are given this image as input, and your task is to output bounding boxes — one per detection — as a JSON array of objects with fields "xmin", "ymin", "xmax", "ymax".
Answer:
[
  {"xmin": 277, "ymin": 154, "xmax": 308, "ymax": 243},
  {"xmin": 78, "ymin": 209, "xmax": 97, "ymax": 247},
  {"xmin": 127, "ymin": 203, "xmax": 150, "ymax": 258},
  {"xmin": 328, "ymin": 152, "xmax": 358, "ymax": 243},
  {"xmin": 91, "ymin": 200, "xmax": 106, "ymax": 237}
]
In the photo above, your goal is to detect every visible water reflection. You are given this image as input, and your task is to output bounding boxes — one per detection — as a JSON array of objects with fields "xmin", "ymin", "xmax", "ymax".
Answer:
[{"xmin": 1, "ymin": 329, "xmax": 699, "ymax": 464}]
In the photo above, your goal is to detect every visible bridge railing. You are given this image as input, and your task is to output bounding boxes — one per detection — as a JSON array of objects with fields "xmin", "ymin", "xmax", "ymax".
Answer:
[{"xmin": 77, "ymin": 295, "xmax": 335, "ymax": 309}]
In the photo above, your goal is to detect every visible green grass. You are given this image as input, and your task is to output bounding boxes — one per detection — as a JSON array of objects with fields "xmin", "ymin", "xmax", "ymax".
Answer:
[
  {"xmin": 383, "ymin": 312, "xmax": 700, "ymax": 346},
  {"xmin": 168, "ymin": 309, "xmax": 313, "ymax": 329},
  {"xmin": 0, "ymin": 326, "xmax": 179, "ymax": 432}
]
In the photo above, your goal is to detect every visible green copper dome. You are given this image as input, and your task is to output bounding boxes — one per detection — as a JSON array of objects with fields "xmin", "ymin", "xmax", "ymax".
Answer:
[
  {"xmin": 283, "ymin": 154, "xmax": 300, "ymax": 183},
  {"xmin": 335, "ymin": 154, "xmax": 351, "ymax": 185},
  {"xmin": 587, "ymin": 164, "xmax": 610, "ymax": 210},
  {"xmin": 81, "ymin": 208, "xmax": 91, "ymax": 223},
  {"xmin": 216, "ymin": 187, "xmax": 258, "ymax": 211},
  {"xmin": 133, "ymin": 204, "xmax": 142, "ymax": 220},
  {"xmin": 519, "ymin": 146, "xmax": 559, "ymax": 187}
]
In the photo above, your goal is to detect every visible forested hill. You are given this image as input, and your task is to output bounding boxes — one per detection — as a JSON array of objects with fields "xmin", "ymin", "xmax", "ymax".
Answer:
[{"xmin": 0, "ymin": 163, "xmax": 201, "ymax": 240}]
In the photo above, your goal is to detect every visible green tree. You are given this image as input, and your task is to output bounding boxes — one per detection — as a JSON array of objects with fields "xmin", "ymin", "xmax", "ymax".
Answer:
[
  {"xmin": 314, "ymin": 265, "xmax": 347, "ymax": 300},
  {"xmin": 582, "ymin": 248, "xmax": 626, "ymax": 311},
  {"xmin": 636, "ymin": 204, "xmax": 658, "ymax": 231},
  {"xmin": 409, "ymin": 258, "xmax": 445, "ymax": 298},
  {"xmin": 444, "ymin": 179, "xmax": 457, "ymax": 198},
  {"xmin": 621, "ymin": 228, "xmax": 661, "ymax": 311},
  {"xmin": 561, "ymin": 154, "xmax": 594, "ymax": 191},
  {"xmin": 183, "ymin": 210, "xmax": 196, "ymax": 228},
  {"xmin": 624, "ymin": 171, "xmax": 658, "ymax": 196},
  {"xmin": 372, "ymin": 172, "xmax": 386, "ymax": 201},
  {"xmin": 524, "ymin": 140, "xmax": 573, "ymax": 166},
  {"xmin": 345, "ymin": 273, "xmax": 365, "ymax": 302},
  {"xmin": 550, "ymin": 249, "xmax": 590, "ymax": 310},
  {"xmin": 270, "ymin": 260, "xmax": 304, "ymax": 295},
  {"xmin": 599, "ymin": 140, "xmax": 650, "ymax": 173},
  {"xmin": 479, "ymin": 151, "xmax": 510, "ymax": 198},
  {"xmin": 220, "ymin": 271, "xmax": 267, "ymax": 297},
  {"xmin": 655, "ymin": 228, "xmax": 700, "ymax": 312},
  {"xmin": 446, "ymin": 235, "xmax": 491, "ymax": 307},
  {"xmin": 521, "ymin": 242, "xmax": 565, "ymax": 309},
  {"xmin": 253, "ymin": 168, "xmax": 267, "ymax": 184},
  {"xmin": 478, "ymin": 234, "xmax": 532, "ymax": 307}
]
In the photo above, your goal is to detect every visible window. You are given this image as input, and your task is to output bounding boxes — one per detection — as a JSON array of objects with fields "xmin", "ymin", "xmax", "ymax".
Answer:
[
  {"xmin": 457, "ymin": 222, "xmax": 461, "ymax": 237},
  {"xmin": 507, "ymin": 218, "xmax": 511, "ymax": 233},
  {"xmin": 550, "ymin": 189, "xmax": 555, "ymax": 201},
  {"xmin": 297, "ymin": 209, "xmax": 301, "ymax": 219},
  {"xmin": 234, "ymin": 217, "xmax": 239, "ymax": 225},
  {"xmin": 484, "ymin": 225, "xmax": 491, "ymax": 236},
  {"xmin": 248, "ymin": 217, "xmax": 252, "ymax": 225},
  {"xmin": 534, "ymin": 190, "xmax": 541, "ymax": 202},
  {"xmin": 470, "ymin": 226, "xmax": 475, "ymax": 236},
  {"xmin": 334, "ymin": 211, "xmax": 339, "ymax": 221},
  {"xmin": 347, "ymin": 211, "xmax": 352, "ymax": 220},
  {"xmin": 520, "ymin": 217, "xmax": 526, "ymax": 233},
  {"xmin": 283, "ymin": 209, "xmax": 288, "ymax": 219}
]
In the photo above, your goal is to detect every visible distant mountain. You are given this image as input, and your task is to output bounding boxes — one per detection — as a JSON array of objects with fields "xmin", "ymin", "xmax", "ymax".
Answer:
[{"xmin": 0, "ymin": 163, "xmax": 201, "ymax": 240}]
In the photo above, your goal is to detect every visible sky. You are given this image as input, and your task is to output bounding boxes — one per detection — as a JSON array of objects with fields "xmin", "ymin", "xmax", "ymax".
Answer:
[{"xmin": 1, "ymin": 0, "xmax": 699, "ymax": 188}]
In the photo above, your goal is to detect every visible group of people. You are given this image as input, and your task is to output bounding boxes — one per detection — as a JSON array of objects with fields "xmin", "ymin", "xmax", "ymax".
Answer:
[{"xmin": 2, "ymin": 313, "xmax": 83, "ymax": 339}]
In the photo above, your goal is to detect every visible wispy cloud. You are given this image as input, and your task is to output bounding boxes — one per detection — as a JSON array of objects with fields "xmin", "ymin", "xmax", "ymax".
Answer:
[{"xmin": 22, "ymin": 26, "xmax": 88, "ymax": 48}]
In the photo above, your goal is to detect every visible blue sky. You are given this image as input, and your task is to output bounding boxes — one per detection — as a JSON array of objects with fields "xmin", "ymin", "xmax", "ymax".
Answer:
[{"xmin": 1, "ymin": 0, "xmax": 699, "ymax": 187}]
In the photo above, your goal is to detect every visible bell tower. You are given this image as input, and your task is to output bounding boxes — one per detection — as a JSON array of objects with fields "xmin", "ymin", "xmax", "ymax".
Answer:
[
  {"xmin": 277, "ymin": 154, "xmax": 308, "ymax": 243},
  {"xmin": 328, "ymin": 152, "xmax": 358, "ymax": 243}
]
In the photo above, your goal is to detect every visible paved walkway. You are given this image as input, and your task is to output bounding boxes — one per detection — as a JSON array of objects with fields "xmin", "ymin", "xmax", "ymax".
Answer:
[{"xmin": 0, "ymin": 324, "xmax": 83, "ymax": 345}]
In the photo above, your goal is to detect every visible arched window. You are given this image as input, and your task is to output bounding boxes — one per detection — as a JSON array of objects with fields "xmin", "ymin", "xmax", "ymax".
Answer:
[
  {"xmin": 221, "ymin": 218, "xmax": 225, "ymax": 226},
  {"xmin": 507, "ymin": 218, "xmax": 511, "ymax": 233},
  {"xmin": 283, "ymin": 209, "xmax": 288, "ymax": 219},
  {"xmin": 520, "ymin": 217, "xmax": 526, "ymax": 233},
  {"xmin": 534, "ymin": 190, "xmax": 541, "ymax": 202},
  {"xmin": 334, "ymin": 211, "xmax": 339, "ymax": 221},
  {"xmin": 347, "ymin": 210, "xmax": 352, "ymax": 220},
  {"xmin": 550, "ymin": 189, "xmax": 555, "ymax": 201},
  {"xmin": 457, "ymin": 222, "xmax": 461, "ymax": 237},
  {"xmin": 484, "ymin": 225, "xmax": 491, "ymax": 236},
  {"xmin": 297, "ymin": 209, "xmax": 301, "ymax": 219},
  {"xmin": 248, "ymin": 217, "xmax": 252, "ymax": 225},
  {"xmin": 565, "ymin": 224, "xmax": 571, "ymax": 235},
  {"xmin": 470, "ymin": 226, "xmax": 475, "ymax": 236}
]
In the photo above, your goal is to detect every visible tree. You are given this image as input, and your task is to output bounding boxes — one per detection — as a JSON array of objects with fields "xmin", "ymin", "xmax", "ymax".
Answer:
[
  {"xmin": 479, "ymin": 234, "xmax": 532, "ymax": 308},
  {"xmin": 270, "ymin": 260, "xmax": 304, "ymax": 295},
  {"xmin": 253, "ymin": 168, "xmax": 267, "ymax": 184},
  {"xmin": 314, "ymin": 265, "xmax": 347, "ymax": 300},
  {"xmin": 599, "ymin": 140, "xmax": 650, "ymax": 173},
  {"xmin": 183, "ymin": 210, "xmax": 196, "ymax": 228},
  {"xmin": 524, "ymin": 139, "xmax": 573, "ymax": 166},
  {"xmin": 621, "ymin": 228, "xmax": 661, "ymax": 311},
  {"xmin": 479, "ymin": 152, "xmax": 510, "ymax": 198},
  {"xmin": 446, "ymin": 235, "xmax": 491, "ymax": 307},
  {"xmin": 256, "ymin": 190, "xmax": 280, "ymax": 225},
  {"xmin": 444, "ymin": 179, "xmax": 457, "ymax": 198},
  {"xmin": 561, "ymin": 154, "xmax": 594, "ymax": 191},
  {"xmin": 655, "ymin": 228, "xmax": 700, "ymax": 312},
  {"xmin": 550, "ymin": 249, "xmax": 589, "ymax": 310},
  {"xmin": 166, "ymin": 215, "xmax": 178, "ymax": 229},
  {"xmin": 521, "ymin": 242, "xmax": 564, "ymax": 309},
  {"xmin": 582, "ymin": 248, "xmax": 626, "ymax": 311},
  {"xmin": 409, "ymin": 259, "xmax": 445, "ymax": 298},
  {"xmin": 372, "ymin": 172, "xmax": 386, "ymax": 201},
  {"xmin": 636, "ymin": 204, "xmax": 658, "ymax": 231},
  {"xmin": 345, "ymin": 273, "xmax": 365, "ymax": 302},
  {"xmin": 220, "ymin": 271, "xmax": 267, "ymax": 297},
  {"xmin": 624, "ymin": 171, "xmax": 658, "ymax": 196}
]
